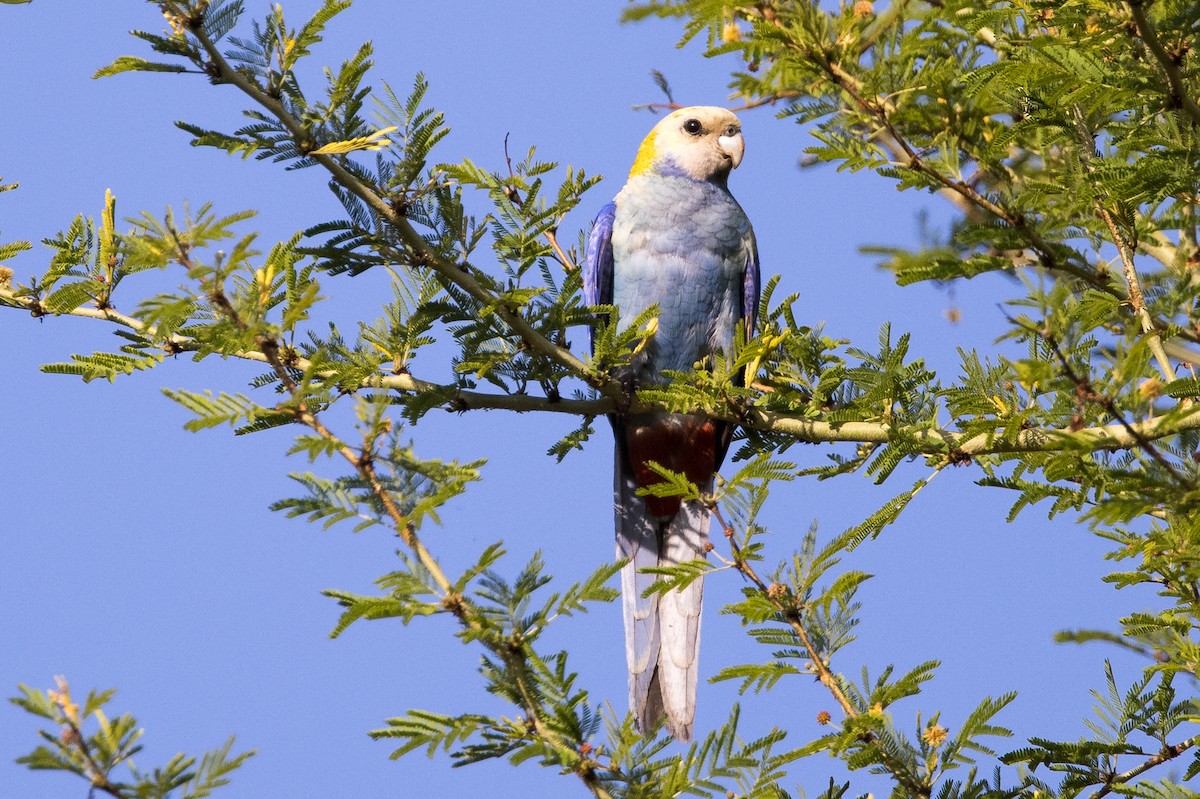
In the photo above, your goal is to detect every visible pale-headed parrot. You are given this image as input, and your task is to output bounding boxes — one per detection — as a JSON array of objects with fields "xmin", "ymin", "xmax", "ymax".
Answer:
[{"xmin": 583, "ymin": 106, "xmax": 760, "ymax": 740}]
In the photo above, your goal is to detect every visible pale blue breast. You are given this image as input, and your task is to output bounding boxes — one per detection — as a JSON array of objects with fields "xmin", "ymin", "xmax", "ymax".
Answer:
[{"xmin": 611, "ymin": 174, "xmax": 752, "ymax": 383}]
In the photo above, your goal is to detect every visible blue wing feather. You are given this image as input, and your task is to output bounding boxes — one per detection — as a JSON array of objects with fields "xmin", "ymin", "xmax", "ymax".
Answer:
[
  {"xmin": 584, "ymin": 201, "xmax": 616, "ymax": 313},
  {"xmin": 743, "ymin": 232, "xmax": 760, "ymax": 334}
]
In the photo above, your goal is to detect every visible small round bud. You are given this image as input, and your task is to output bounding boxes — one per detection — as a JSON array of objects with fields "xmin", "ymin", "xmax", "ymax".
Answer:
[
  {"xmin": 816, "ymin": 710, "xmax": 832, "ymax": 725},
  {"xmin": 59, "ymin": 726, "xmax": 82, "ymax": 747}
]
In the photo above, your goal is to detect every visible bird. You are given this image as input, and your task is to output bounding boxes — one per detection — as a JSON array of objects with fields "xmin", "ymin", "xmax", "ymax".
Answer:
[{"xmin": 583, "ymin": 106, "xmax": 760, "ymax": 740}]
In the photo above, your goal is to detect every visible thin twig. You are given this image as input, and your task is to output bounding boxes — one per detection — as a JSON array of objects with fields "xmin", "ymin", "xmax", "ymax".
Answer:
[
  {"xmin": 67, "ymin": 720, "xmax": 124, "ymax": 799},
  {"xmin": 1088, "ymin": 736, "xmax": 1196, "ymax": 799},
  {"xmin": 1069, "ymin": 104, "xmax": 1179, "ymax": 383},
  {"xmin": 1096, "ymin": 204, "xmax": 1178, "ymax": 382},
  {"xmin": 714, "ymin": 503, "xmax": 856, "ymax": 716},
  {"xmin": 1040, "ymin": 326, "xmax": 1194, "ymax": 490},
  {"xmin": 198, "ymin": 245, "xmax": 460, "ymax": 597},
  {"xmin": 711, "ymin": 503, "xmax": 929, "ymax": 799},
  {"xmin": 502, "ymin": 134, "xmax": 579, "ymax": 273},
  {"xmin": 48, "ymin": 678, "xmax": 125, "ymax": 799}
]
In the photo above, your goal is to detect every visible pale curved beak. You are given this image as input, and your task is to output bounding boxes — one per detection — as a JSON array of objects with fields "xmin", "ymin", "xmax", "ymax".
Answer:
[{"xmin": 718, "ymin": 133, "xmax": 745, "ymax": 169}]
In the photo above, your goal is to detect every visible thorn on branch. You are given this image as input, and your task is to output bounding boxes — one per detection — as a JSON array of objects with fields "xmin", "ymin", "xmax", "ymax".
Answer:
[
  {"xmin": 280, "ymin": 345, "xmax": 300, "ymax": 368},
  {"xmin": 441, "ymin": 591, "xmax": 465, "ymax": 615},
  {"xmin": 182, "ymin": 8, "xmax": 206, "ymax": 31}
]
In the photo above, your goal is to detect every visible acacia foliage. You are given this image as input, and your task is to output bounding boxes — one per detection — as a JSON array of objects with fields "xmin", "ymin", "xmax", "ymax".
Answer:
[{"xmin": 5, "ymin": 0, "xmax": 1200, "ymax": 797}]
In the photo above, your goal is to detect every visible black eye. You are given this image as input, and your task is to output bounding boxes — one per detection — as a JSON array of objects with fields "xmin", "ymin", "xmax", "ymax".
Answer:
[{"xmin": 682, "ymin": 118, "xmax": 703, "ymax": 135}]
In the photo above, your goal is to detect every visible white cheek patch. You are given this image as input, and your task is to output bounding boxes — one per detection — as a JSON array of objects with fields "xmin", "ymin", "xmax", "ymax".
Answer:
[{"xmin": 718, "ymin": 134, "xmax": 744, "ymax": 168}]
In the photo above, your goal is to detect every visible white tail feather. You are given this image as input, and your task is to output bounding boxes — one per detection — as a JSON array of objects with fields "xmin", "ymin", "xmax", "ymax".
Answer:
[
  {"xmin": 615, "ymin": 460, "xmax": 661, "ymax": 727},
  {"xmin": 656, "ymin": 500, "xmax": 707, "ymax": 740},
  {"xmin": 614, "ymin": 444, "xmax": 710, "ymax": 741}
]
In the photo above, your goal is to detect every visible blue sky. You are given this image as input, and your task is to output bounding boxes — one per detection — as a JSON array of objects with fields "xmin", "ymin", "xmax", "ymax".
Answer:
[{"xmin": 1, "ymin": 2, "xmax": 1148, "ymax": 797}]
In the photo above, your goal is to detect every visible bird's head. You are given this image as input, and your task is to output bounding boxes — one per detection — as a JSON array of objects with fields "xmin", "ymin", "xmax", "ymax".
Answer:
[{"xmin": 628, "ymin": 106, "xmax": 745, "ymax": 184}]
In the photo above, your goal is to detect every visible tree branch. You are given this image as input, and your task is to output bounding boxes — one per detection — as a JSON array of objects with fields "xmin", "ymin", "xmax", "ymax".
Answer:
[
  {"xmin": 10, "ymin": 277, "xmax": 1200, "ymax": 461},
  {"xmin": 185, "ymin": 23, "xmax": 622, "ymax": 402},
  {"xmin": 751, "ymin": 6, "xmax": 1111, "ymax": 293},
  {"xmin": 196, "ymin": 261, "xmax": 615, "ymax": 795},
  {"xmin": 1126, "ymin": 0, "xmax": 1200, "ymax": 127}
]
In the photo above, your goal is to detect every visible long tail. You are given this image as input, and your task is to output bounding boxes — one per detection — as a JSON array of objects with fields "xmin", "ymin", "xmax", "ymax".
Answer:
[{"xmin": 614, "ymin": 442, "xmax": 709, "ymax": 741}]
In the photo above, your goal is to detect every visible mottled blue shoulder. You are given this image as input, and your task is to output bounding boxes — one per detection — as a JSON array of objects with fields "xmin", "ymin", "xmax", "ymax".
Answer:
[{"xmin": 584, "ymin": 200, "xmax": 616, "ymax": 311}]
